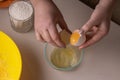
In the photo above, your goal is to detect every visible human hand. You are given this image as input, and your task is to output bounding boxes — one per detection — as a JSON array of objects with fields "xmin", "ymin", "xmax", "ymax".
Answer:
[
  {"xmin": 31, "ymin": 0, "xmax": 70, "ymax": 47},
  {"xmin": 78, "ymin": 0, "xmax": 115, "ymax": 49}
]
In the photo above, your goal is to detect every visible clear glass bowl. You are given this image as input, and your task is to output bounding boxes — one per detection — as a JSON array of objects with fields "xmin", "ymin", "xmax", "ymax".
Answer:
[{"xmin": 44, "ymin": 43, "xmax": 84, "ymax": 71}]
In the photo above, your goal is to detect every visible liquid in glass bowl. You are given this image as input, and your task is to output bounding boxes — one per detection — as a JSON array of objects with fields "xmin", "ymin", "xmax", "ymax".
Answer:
[{"xmin": 44, "ymin": 44, "xmax": 84, "ymax": 71}]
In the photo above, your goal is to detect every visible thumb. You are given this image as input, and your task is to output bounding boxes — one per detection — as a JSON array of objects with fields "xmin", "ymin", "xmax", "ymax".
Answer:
[
  {"xmin": 81, "ymin": 19, "xmax": 95, "ymax": 33},
  {"xmin": 58, "ymin": 17, "xmax": 72, "ymax": 34}
]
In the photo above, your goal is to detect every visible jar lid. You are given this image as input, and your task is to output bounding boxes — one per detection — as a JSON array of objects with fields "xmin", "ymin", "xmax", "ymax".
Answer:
[{"xmin": 0, "ymin": 0, "xmax": 14, "ymax": 8}]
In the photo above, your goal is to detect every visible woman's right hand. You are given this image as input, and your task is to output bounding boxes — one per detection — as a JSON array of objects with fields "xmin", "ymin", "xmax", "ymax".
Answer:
[{"xmin": 31, "ymin": 0, "xmax": 71, "ymax": 47}]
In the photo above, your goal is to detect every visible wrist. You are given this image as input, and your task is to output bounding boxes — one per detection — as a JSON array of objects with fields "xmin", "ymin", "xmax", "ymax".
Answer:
[
  {"xmin": 97, "ymin": 0, "xmax": 115, "ymax": 9},
  {"xmin": 96, "ymin": 0, "xmax": 115, "ymax": 13}
]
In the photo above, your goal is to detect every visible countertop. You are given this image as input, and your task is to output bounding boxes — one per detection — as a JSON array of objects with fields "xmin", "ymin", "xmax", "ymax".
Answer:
[{"xmin": 0, "ymin": 0, "xmax": 120, "ymax": 80}]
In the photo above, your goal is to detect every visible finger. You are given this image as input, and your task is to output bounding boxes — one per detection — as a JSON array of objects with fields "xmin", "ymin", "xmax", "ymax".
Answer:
[
  {"xmin": 35, "ymin": 31, "xmax": 46, "ymax": 42},
  {"xmin": 79, "ymin": 23, "xmax": 108, "ymax": 49},
  {"xmin": 35, "ymin": 31, "xmax": 40, "ymax": 40},
  {"xmin": 81, "ymin": 19, "xmax": 95, "ymax": 33},
  {"xmin": 86, "ymin": 26, "xmax": 98, "ymax": 37},
  {"xmin": 41, "ymin": 29, "xmax": 59, "ymax": 47},
  {"xmin": 48, "ymin": 24, "xmax": 65, "ymax": 47},
  {"xmin": 58, "ymin": 17, "xmax": 72, "ymax": 34},
  {"xmin": 79, "ymin": 31, "xmax": 104, "ymax": 49},
  {"xmin": 89, "ymin": 26, "xmax": 98, "ymax": 33},
  {"xmin": 42, "ymin": 29, "xmax": 52, "ymax": 42},
  {"xmin": 58, "ymin": 16, "xmax": 67, "ymax": 30}
]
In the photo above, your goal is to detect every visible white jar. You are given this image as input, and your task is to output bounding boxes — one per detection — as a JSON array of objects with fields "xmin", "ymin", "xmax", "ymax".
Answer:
[{"xmin": 9, "ymin": 1, "xmax": 34, "ymax": 33}]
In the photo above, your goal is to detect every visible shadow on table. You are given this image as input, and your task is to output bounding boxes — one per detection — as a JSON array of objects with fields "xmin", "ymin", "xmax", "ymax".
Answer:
[{"xmin": 19, "ymin": 43, "xmax": 45, "ymax": 80}]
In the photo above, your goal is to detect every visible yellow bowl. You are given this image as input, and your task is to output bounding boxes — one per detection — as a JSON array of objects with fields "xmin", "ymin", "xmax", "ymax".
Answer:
[{"xmin": 0, "ymin": 31, "xmax": 22, "ymax": 80}]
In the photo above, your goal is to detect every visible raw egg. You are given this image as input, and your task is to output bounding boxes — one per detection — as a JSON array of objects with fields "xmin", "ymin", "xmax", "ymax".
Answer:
[{"xmin": 70, "ymin": 30, "xmax": 86, "ymax": 46}]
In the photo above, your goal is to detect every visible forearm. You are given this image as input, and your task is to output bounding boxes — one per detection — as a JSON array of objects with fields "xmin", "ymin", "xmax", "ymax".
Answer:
[
  {"xmin": 96, "ymin": 0, "xmax": 115, "ymax": 12},
  {"xmin": 99, "ymin": 0, "xmax": 115, "ymax": 6}
]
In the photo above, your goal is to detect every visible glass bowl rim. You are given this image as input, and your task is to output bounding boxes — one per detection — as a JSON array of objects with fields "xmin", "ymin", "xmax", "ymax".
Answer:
[{"xmin": 44, "ymin": 43, "xmax": 84, "ymax": 71}]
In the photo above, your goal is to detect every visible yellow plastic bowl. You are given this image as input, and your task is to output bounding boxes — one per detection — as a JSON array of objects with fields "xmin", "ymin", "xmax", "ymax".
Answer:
[{"xmin": 0, "ymin": 31, "xmax": 22, "ymax": 80}]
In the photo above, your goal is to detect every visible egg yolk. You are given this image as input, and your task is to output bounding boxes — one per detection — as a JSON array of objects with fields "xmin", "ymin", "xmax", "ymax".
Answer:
[{"xmin": 70, "ymin": 32, "xmax": 80, "ymax": 45}]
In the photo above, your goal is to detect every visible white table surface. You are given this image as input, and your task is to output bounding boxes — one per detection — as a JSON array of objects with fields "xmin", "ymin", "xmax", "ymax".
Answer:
[{"xmin": 0, "ymin": 0, "xmax": 120, "ymax": 80}]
